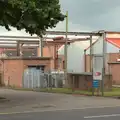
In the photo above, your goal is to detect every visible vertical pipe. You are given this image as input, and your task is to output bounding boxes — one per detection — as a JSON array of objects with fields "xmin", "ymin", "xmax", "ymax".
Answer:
[
  {"xmin": 102, "ymin": 31, "xmax": 106, "ymax": 96},
  {"xmin": 64, "ymin": 11, "xmax": 68, "ymax": 87},
  {"xmin": 84, "ymin": 50, "xmax": 86, "ymax": 72},
  {"xmin": 39, "ymin": 37, "xmax": 43, "ymax": 57},
  {"xmin": 54, "ymin": 44, "xmax": 56, "ymax": 69},
  {"xmin": 56, "ymin": 45, "xmax": 58, "ymax": 69},
  {"xmin": 90, "ymin": 35, "xmax": 92, "ymax": 72},
  {"xmin": 89, "ymin": 35, "xmax": 94, "ymax": 96},
  {"xmin": 20, "ymin": 43, "xmax": 23, "ymax": 57},
  {"xmin": 17, "ymin": 41, "xmax": 20, "ymax": 56}
]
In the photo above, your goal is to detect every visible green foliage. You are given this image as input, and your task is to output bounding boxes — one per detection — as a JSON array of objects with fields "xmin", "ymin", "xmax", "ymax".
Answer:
[{"xmin": 0, "ymin": 0, "xmax": 65, "ymax": 36}]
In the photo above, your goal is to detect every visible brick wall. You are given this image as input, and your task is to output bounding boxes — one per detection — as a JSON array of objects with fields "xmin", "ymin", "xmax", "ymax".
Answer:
[
  {"xmin": 109, "ymin": 63, "xmax": 120, "ymax": 85},
  {"xmin": 85, "ymin": 53, "xmax": 120, "ymax": 84},
  {"xmin": 3, "ymin": 60, "xmax": 23, "ymax": 87},
  {"xmin": 3, "ymin": 58, "xmax": 51, "ymax": 87},
  {"xmin": 37, "ymin": 45, "xmax": 64, "ymax": 70},
  {"xmin": 67, "ymin": 73, "xmax": 112, "ymax": 91}
]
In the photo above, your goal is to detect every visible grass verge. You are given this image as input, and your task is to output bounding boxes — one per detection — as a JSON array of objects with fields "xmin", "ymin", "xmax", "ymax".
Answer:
[
  {"xmin": 9, "ymin": 87, "xmax": 120, "ymax": 97},
  {"xmin": 38, "ymin": 88, "xmax": 120, "ymax": 97}
]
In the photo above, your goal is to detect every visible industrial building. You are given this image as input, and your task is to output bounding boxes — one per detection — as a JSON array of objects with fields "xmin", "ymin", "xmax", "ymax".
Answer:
[{"xmin": 1, "ymin": 30, "xmax": 120, "ymax": 90}]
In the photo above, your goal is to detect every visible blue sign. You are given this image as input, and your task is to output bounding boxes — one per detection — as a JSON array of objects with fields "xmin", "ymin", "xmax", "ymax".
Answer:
[{"xmin": 93, "ymin": 80, "xmax": 99, "ymax": 88}]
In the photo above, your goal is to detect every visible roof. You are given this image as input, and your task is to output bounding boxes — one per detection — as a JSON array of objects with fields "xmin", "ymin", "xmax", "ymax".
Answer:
[
  {"xmin": 85, "ymin": 38, "xmax": 120, "ymax": 51},
  {"xmin": 106, "ymin": 38, "xmax": 120, "ymax": 48}
]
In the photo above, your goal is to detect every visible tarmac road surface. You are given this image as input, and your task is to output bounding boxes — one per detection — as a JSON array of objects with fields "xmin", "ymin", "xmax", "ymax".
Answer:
[{"xmin": 0, "ymin": 106, "xmax": 120, "ymax": 120}]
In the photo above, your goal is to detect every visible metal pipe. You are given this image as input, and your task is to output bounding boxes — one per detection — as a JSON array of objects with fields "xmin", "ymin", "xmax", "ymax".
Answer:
[
  {"xmin": 64, "ymin": 11, "xmax": 68, "ymax": 87},
  {"xmin": 0, "ymin": 38, "xmax": 90, "ymax": 42},
  {"xmin": 45, "ymin": 31, "xmax": 102, "ymax": 36},
  {"xmin": 54, "ymin": 44, "xmax": 56, "ymax": 69},
  {"xmin": 84, "ymin": 50, "xmax": 86, "ymax": 72},
  {"xmin": 102, "ymin": 31, "xmax": 106, "ymax": 96},
  {"xmin": 89, "ymin": 35, "xmax": 94, "ymax": 96},
  {"xmin": 0, "ymin": 43, "xmax": 17, "ymax": 44},
  {"xmin": 0, "ymin": 31, "xmax": 101, "ymax": 39},
  {"xmin": 0, "ymin": 46, "xmax": 39, "ymax": 49},
  {"xmin": 1, "ymin": 30, "xmax": 119, "ymax": 40},
  {"xmin": 0, "ymin": 36, "xmax": 53, "ymax": 39},
  {"xmin": 16, "ymin": 41, "xmax": 20, "ymax": 56},
  {"xmin": 39, "ymin": 37, "xmax": 43, "ymax": 57},
  {"xmin": 0, "ymin": 39, "xmax": 72, "ymax": 44},
  {"xmin": 105, "ymin": 31, "xmax": 120, "ymax": 34},
  {"xmin": 90, "ymin": 35, "xmax": 92, "ymax": 72}
]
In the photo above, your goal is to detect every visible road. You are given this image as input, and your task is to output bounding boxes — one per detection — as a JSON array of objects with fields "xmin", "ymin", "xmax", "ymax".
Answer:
[
  {"xmin": 0, "ymin": 106, "xmax": 120, "ymax": 120},
  {"xmin": 1, "ymin": 88, "xmax": 120, "ymax": 119}
]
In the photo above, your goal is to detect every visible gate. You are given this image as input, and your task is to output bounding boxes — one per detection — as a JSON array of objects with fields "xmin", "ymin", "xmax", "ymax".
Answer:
[
  {"xmin": 23, "ymin": 68, "xmax": 47, "ymax": 88},
  {"xmin": 23, "ymin": 68, "xmax": 65, "ymax": 89}
]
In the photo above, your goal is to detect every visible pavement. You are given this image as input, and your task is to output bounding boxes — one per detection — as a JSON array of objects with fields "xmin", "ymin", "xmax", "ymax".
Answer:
[
  {"xmin": 0, "ymin": 106, "xmax": 120, "ymax": 120},
  {"xmin": 0, "ymin": 88, "xmax": 120, "ymax": 119}
]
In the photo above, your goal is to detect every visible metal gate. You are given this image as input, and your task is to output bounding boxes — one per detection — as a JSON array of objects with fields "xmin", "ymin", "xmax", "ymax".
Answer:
[
  {"xmin": 23, "ymin": 68, "xmax": 65, "ymax": 89},
  {"xmin": 23, "ymin": 68, "xmax": 47, "ymax": 88}
]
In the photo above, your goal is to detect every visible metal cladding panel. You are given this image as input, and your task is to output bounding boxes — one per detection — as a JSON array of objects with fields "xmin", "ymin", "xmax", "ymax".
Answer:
[
  {"xmin": 58, "ymin": 41, "xmax": 90, "ymax": 73},
  {"xmin": 86, "ymin": 37, "xmax": 120, "ymax": 54},
  {"xmin": 85, "ymin": 36, "xmax": 104, "ymax": 55},
  {"xmin": 106, "ymin": 41, "xmax": 119, "ymax": 53}
]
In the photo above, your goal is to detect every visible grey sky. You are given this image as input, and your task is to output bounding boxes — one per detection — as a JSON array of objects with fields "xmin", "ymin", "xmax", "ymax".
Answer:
[
  {"xmin": 1, "ymin": 0, "xmax": 120, "ymax": 35},
  {"xmin": 60, "ymin": 0, "xmax": 120, "ymax": 31}
]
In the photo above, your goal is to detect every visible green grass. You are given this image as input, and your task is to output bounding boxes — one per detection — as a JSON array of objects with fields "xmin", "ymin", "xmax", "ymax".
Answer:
[
  {"xmin": 104, "ymin": 88, "xmax": 120, "ymax": 97},
  {"xmin": 39, "ymin": 88, "xmax": 120, "ymax": 97},
  {"xmin": 39, "ymin": 88, "xmax": 92, "ymax": 95},
  {"xmin": 9, "ymin": 86, "xmax": 120, "ymax": 97}
]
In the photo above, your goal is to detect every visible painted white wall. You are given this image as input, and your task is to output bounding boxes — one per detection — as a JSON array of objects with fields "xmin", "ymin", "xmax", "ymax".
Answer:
[
  {"xmin": 58, "ymin": 36, "xmax": 120, "ymax": 73},
  {"xmin": 86, "ymin": 36, "xmax": 120, "ymax": 54},
  {"xmin": 106, "ymin": 41, "xmax": 120, "ymax": 53},
  {"xmin": 85, "ymin": 36, "xmax": 120, "ymax": 73},
  {"xmin": 58, "ymin": 41, "xmax": 90, "ymax": 72},
  {"xmin": 86, "ymin": 36, "xmax": 104, "ymax": 55}
]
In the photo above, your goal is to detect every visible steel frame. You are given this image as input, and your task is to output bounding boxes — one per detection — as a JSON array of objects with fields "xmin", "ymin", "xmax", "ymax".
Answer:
[
  {"xmin": 0, "ymin": 30, "xmax": 103, "ymax": 68},
  {"xmin": 0, "ymin": 30, "xmax": 112, "ymax": 96}
]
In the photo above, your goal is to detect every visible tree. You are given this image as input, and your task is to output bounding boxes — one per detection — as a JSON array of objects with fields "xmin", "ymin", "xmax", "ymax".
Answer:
[{"xmin": 0, "ymin": 0, "xmax": 65, "ymax": 36}]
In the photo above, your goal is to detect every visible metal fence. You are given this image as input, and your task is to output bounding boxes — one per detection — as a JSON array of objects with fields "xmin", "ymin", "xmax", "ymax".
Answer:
[{"xmin": 23, "ymin": 68, "xmax": 65, "ymax": 89}]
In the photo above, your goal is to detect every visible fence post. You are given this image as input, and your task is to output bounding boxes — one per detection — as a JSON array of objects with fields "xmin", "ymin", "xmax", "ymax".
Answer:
[
  {"xmin": 38, "ymin": 70, "xmax": 40, "ymax": 88},
  {"xmin": 27, "ymin": 69, "xmax": 29, "ymax": 88}
]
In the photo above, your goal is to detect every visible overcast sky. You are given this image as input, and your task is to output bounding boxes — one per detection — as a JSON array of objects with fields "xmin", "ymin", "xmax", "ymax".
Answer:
[{"xmin": 1, "ymin": 0, "xmax": 120, "ymax": 36}]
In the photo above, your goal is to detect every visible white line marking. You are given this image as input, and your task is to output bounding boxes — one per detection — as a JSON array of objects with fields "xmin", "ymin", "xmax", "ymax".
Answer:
[{"xmin": 84, "ymin": 114, "xmax": 120, "ymax": 119}]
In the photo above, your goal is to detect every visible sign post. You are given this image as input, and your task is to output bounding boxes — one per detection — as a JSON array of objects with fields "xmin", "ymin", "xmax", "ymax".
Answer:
[
  {"xmin": 93, "ymin": 55, "xmax": 103, "ymax": 96},
  {"xmin": 92, "ymin": 32, "xmax": 105, "ymax": 96}
]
